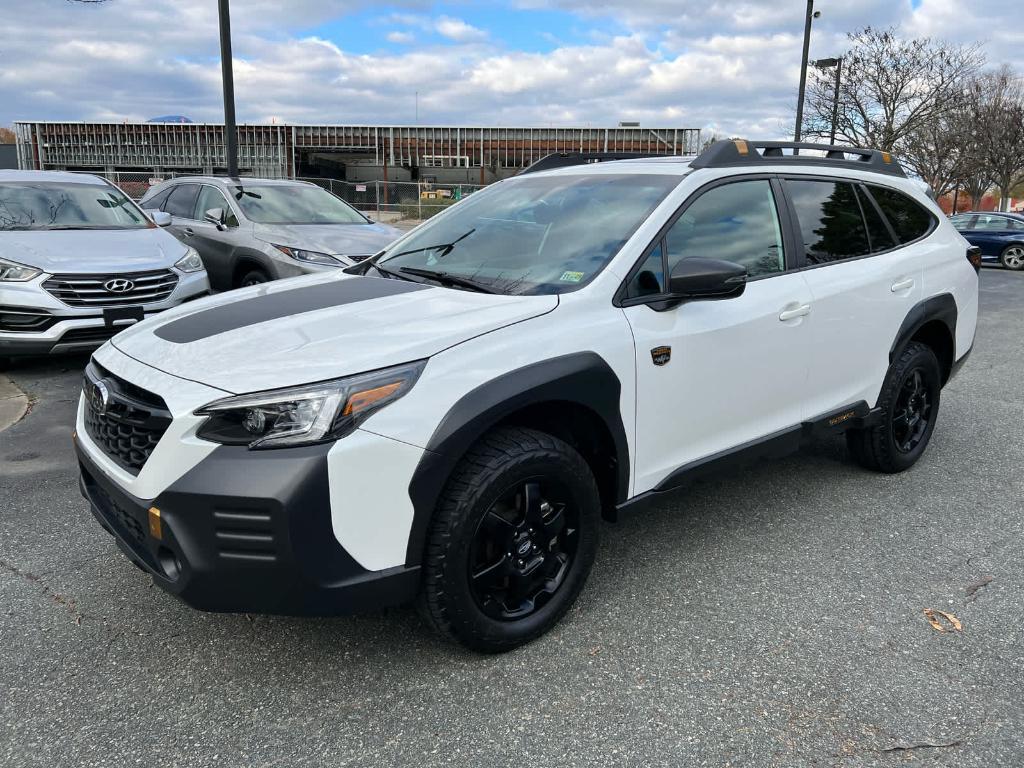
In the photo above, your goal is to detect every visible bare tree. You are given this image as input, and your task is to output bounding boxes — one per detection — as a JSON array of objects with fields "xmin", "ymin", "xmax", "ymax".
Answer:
[
  {"xmin": 965, "ymin": 67, "xmax": 1024, "ymax": 211},
  {"xmin": 900, "ymin": 112, "xmax": 969, "ymax": 199},
  {"xmin": 0, "ymin": 127, "xmax": 15, "ymax": 144},
  {"xmin": 802, "ymin": 27, "xmax": 982, "ymax": 152}
]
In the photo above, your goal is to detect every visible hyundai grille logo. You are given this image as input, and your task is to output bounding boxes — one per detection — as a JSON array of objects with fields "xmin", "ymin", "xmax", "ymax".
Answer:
[
  {"xmin": 103, "ymin": 278, "xmax": 135, "ymax": 293},
  {"xmin": 89, "ymin": 379, "xmax": 111, "ymax": 416}
]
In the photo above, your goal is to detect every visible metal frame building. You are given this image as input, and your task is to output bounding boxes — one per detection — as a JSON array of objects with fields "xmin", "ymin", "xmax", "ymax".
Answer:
[{"xmin": 14, "ymin": 121, "xmax": 702, "ymax": 182}]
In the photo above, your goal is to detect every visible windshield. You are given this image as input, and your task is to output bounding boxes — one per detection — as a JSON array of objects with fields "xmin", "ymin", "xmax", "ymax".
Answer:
[
  {"xmin": 0, "ymin": 181, "xmax": 150, "ymax": 231},
  {"xmin": 231, "ymin": 184, "xmax": 368, "ymax": 225},
  {"xmin": 377, "ymin": 173, "xmax": 680, "ymax": 295}
]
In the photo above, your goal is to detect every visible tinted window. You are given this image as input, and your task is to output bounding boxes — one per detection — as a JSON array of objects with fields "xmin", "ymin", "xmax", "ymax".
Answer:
[
  {"xmin": 786, "ymin": 180, "xmax": 870, "ymax": 264},
  {"xmin": 625, "ymin": 242, "xmax": 666, "ymax": 297},
  {"xmin": 140, "ymin": 187, "xmax": 171, "ymax": 211},
  {"xmin": 857, "ymin": 186, "xmax": 897, "ymax": 253},
  {"xmin": 868, "ymin": 186, "xmax": 933, "ymax": 242},
  {"xmin": 667, "ymin": 180, "xmax": 785, "ymax": 278},
  {"xmin": 196, "ymin": 185, "xmax": 238, "ymax": 226},
  {"xmin": 974, "ymin": 214, "xmax": 1024, "ymax": 232},
  {"xmin": 164, "ymin": 184, "xmax": 200, "ymax": 219}
]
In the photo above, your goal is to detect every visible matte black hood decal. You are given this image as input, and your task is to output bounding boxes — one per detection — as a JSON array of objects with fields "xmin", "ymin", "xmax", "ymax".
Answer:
[{"xmin": 155, "ymin": 277, "xmax": 430, "ymax": 344}]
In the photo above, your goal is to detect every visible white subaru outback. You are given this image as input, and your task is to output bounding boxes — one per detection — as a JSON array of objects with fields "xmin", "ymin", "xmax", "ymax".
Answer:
[{"xmin": 74, "ymin": 140, "xmax": 978, "ymax": 652}]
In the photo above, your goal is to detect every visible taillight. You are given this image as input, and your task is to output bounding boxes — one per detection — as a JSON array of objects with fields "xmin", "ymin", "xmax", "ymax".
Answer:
[{"xmin": 967, "ymin": 246, "xmax": 982, "ymax": 272}]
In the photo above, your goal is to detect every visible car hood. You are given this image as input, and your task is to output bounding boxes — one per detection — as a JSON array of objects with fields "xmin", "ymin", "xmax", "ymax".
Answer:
[
  {"xmin": 111, "ymin": 272, "xmax": 557, "ymax": 394},
  {"xmin": 252, "ymin": 222, "xmax": 404, "ymax": 259},
  {"xmin": 0, "ymin": 228, "xmax": 186, "ymax": 273}
]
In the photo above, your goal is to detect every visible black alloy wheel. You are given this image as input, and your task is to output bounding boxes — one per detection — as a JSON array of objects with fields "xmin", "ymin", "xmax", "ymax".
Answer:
[
  {"xmin": 469, "ymin": 477, "xmax": 578, "ymax": 621},
  {"xmin": 892, "ymin": 368, "xmax": 933, "ymax": 454},
  {"xmin": 419, "ymin": 427, "xmax": 600, "ymax": 653}
]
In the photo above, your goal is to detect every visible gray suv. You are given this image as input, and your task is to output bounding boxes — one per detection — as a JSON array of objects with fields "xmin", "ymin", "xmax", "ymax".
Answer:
[
  {"xmin": 0, "ymin": 170, "xmax": 209, "ymax": 360},
  {"xmin": 140, "ymin": 177, "xmax": 403, "ymax": 290}
]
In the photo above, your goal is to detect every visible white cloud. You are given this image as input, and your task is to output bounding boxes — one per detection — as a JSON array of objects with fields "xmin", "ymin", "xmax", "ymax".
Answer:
[{"xmin": 0, "ymin": 0, "xmax": 1020, "ymax": 141}]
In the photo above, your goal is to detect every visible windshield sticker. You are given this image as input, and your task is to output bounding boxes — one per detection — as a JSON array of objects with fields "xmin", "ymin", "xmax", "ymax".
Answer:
[{"xmin": 559, "ymin": 271, "xmax": 585, "ymax": 283}]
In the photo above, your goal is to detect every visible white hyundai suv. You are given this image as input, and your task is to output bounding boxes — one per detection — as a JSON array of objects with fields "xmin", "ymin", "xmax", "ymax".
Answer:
[{"xmin": 74, "ymin": 140, "xmax": 978, "ymax": 652}]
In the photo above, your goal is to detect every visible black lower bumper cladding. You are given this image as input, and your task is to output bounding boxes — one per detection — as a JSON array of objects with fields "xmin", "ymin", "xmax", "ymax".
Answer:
[{"xmin": 75, "ymin": 437, "xmax": 419, "ymax": 615}]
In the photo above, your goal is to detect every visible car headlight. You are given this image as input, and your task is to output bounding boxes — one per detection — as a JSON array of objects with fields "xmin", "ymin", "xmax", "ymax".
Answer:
[
  {"xmin": 273, "ymin": 244, "xmax": 345, "ymax": 266},
  {"xmin": 195, "ymin": 360, "xmax": 425, "ymax": 448},
  {"xmin": 174, "ymin": 247, "xmax": 204, "ymax": 273},
  {"xmin": 0, "ymin": 257, "xmax": 42, "ymax": 282}
]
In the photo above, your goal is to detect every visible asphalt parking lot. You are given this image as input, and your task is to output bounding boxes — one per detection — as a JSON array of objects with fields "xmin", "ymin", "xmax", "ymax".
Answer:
[{"xmin": 1, "ymin": 269, "xmax": 1022, "ymax": 767}]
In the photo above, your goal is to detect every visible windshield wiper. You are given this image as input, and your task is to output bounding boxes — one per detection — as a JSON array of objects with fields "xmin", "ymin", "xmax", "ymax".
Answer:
[
  {"xmin": 399, "ymin": 267, "xmax": 500, "ymax": 294},
  {"xmin": 387, "ymin": 228, "xmax": 476, "ymax": 260}
]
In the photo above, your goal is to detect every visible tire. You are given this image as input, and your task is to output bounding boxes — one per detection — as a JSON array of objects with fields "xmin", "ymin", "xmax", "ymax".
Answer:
[
  {"xmin": 418, "ymin": 426, "xmax": 601, "ymax": 653},
  {"xmin": 237, "ymin": 268, "xmax": 270, "ymax": 288},
  {"xmin": 846, "ymin": 341, "xmax": 942, "ymax": 473},
  {"xmin": 1000, "ymin": 244, "xmax": 1024, "ymax": 271}
]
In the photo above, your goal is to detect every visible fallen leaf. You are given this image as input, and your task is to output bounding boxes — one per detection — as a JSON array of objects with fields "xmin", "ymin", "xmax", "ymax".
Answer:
[{"xmin": 923, "ymin": 608, "xmax": 962, "ymax": 632}]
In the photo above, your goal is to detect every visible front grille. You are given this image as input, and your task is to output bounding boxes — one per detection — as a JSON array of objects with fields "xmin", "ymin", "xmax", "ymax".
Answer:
[
  {"xmin": 58, "ymin": 326, "xmax": 120, "ymax": 344},
  {"xmin": 83, "ymin": 361, "xmax": 171, "ymax": 474},
  {"xmin": 44, "ymin": 269, "xmax": 179, "ymax": 307},
  {"xmin": 90, "ymin": 479, "xmax": 148, "ymax": 547}
]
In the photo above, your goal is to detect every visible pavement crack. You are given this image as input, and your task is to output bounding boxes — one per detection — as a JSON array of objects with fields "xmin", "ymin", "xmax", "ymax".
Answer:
[
  {"xmin": 881, "ymin": 738, "xmax": 963, "ymax": 753},
  {"xmin": 965, "ymin": 575, "xmax": 994, "ymax": 603},
  {"xmin": 0, "ymin": 557, "xmax": 86, "ymax": 624}
]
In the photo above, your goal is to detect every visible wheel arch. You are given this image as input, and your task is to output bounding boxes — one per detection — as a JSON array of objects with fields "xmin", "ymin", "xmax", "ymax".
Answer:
[
  {"xmin": 404, "ymin": 352, "xmax": 629, "ymax": 567},
  {"xmin": 231, "ymin": 252, "xmax": 273, "ymax": 286},
  {"xmin": 890, "ymin": 293, "xmax": 957, "ymax": 385}
]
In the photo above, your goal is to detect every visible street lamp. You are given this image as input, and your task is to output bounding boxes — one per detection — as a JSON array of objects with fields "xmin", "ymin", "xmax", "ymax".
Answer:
[
  {"xmin": 793, "ymin": 0, "xmax": 821, "ymax": 146},
  {"xmin": 218, "ymin": 0, "xmax": 238, "ymax": 177},
  {"xmin": 813, "ymin": 57, "xmax": 843, "ymax": 146}
]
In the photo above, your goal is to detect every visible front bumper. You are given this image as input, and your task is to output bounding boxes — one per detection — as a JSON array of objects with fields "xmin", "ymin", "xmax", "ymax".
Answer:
[
  {"xmin": 75, "ymin": 434, "xmax": 420, "ymax": 615},
  {"xmin": 0, "ymin": 270, "xmax": 210, "ymax": 356}
]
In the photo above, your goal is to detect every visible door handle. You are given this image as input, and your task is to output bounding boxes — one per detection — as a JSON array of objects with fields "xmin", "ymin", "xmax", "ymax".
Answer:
[
  {"xmin": 891, "ymin": 278, "xmax": 914, "ymax": 292},
  {"xmin": 182, "ymin": 227, "xmax": 195, "ymax": 237},
  {"xmin": 779, "ymin": 304, "xmax": 811, "ymax": 322}
]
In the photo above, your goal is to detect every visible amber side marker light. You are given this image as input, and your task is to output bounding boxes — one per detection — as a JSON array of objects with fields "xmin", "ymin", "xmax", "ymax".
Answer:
[
  {"xmin": 733, "ymin": 139, "xmax": 750, "ymax": 155},
  {"xmin": 342, "ymin": 382, "xmax": 403, "ymax": 417},
  {"xmin": 148, "ymin": 507, "xmax": 162, "ymax": 540}
]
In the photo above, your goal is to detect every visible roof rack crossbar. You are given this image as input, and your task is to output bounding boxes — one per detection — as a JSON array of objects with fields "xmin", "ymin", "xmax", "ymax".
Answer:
[
  {"xmin": 690, "ymin": 139, "xmax": 906, "ymax": 178},
  {"xmin": 517, "ymin": 151, "xmax": 674, "ymax": 175}
]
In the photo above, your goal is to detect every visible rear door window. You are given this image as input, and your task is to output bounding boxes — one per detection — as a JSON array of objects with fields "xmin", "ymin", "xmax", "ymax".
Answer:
[
  {"xmin": 164, "ymin": 184, "xmax": 200, "ymax": 219},
  {"xmin": 784, "ymin": 179, "xmax": 870, "ymax": 264},
  {"xmin": 866, "ymin": 185, "xmax": 934, "ymax": 243}
]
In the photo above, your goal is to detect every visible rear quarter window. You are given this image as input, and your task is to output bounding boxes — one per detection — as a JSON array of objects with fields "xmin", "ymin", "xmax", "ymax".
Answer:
[{"xmin": 867, "ymin": 185, "xmax": 935, "ymax": 243}]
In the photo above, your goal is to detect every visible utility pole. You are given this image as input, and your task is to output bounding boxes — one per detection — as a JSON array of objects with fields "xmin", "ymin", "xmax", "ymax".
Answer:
[
  {"xmin": 793, "ymin": 0, "xmax": 818, "ymax": 147},
  {"xmin": 218, "ymin": 0, "xmax": 239, "ymax": 177}
]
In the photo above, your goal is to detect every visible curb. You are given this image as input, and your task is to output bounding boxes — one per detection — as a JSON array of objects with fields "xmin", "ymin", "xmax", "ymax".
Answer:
[{"xmin": 0, "ymin": 374, "xmax": 29, "ymax": 432}]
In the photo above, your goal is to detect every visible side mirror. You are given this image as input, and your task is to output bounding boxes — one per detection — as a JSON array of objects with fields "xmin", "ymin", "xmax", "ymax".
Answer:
[
  {"xmin": 203, "ymin": 207, "xmax": 227, "ymax": 229},
  {"xmin": 668, "ymin": 258, "xmax": 747, "ymax": 301},
  {"xmin": 151, "ymin": 211, "xmax": 172, "ymax": 227}
]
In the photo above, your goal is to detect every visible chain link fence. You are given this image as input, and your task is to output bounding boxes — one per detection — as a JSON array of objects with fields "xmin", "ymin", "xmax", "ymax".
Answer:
[{"xmin": 298, "ymin": 178, "xmax": 485, "ymax": 222}]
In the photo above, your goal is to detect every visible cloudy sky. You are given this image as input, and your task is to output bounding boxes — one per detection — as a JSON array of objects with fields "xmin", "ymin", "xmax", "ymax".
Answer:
[{"xmin": 1, "ymin": 0, "xmax": 1021, "ymax": 137}]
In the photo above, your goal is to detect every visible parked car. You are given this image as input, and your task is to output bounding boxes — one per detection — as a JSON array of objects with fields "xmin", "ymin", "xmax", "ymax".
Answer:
[
  {"xmin": 75, "ymin": 140, "xmax": 977, "ymax": 652},
  {"xmin": 950, "ymin": 211, "xmax": 1024, "ymax": 270},
  {"xmin": 0, "ymin": 170, "xmax": 209, "ymax": 362},
  {"xmin": 140, "ymin": 177, "xmax": 403, "ymax": 290}
]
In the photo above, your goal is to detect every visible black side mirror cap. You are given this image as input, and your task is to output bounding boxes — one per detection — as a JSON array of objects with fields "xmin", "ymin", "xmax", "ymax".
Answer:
[{"xmin": 667, "ymin": 257, "xmax": 747, "ymax": 301}]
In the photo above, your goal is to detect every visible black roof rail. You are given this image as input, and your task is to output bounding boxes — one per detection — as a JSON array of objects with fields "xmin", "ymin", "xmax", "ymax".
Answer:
[
  {"xmin": 518, "ymin": 151, "xmax": 674, "ymax": 175},
  {"xmin": 690, "ymin": 138, "xmax": 907, "ymax": 178}
]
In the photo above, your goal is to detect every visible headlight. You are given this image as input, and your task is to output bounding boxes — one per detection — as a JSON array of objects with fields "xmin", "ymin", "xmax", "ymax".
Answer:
[
  {"xmin": 273, "ymin": 244, "xmax": 345, "ymax": 266},
  {"xmin": 0, "ymin": 257, "xmax": 42, "ymax": 282},
  {"xmin": 174, "ymin": 247, "xmax": 204, "ymax": 273},
  {"xmin": 195, "ymin": 360, "xmax": 425, "ymax": 448}
]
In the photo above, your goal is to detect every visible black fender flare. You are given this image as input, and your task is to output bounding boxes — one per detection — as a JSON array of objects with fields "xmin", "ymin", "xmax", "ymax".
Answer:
[
  {"xmin": 404, "ymin": 352, "xmax": 629, "ymax": 566},
  {"xmin": 889, "ymin": 293, "xmax": 957, "ymax": 365}
]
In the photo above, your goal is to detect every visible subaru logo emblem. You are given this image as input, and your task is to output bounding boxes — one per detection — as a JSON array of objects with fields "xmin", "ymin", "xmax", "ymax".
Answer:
[
  {"xmin": 103, "ymin": 278, "xmax": 134, "ymax": 293},
  {"xmin": 89, "ymin": 379, "xmax": 111, "ymax": 416}
]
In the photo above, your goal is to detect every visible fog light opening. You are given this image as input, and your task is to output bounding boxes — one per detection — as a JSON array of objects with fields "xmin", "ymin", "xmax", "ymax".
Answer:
[{"xmin": 157, "ymin": 547, "xmax": 182, "ymax": 582}]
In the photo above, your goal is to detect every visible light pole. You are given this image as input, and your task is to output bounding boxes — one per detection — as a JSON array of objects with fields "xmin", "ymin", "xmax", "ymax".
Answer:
[
  {"xmin": 793, "ymin": 0, "xmax": 821, "ymax": 147},
  {"xmin": 218, "ymin": 0, "xmax": 238, "ymax": 177},
  {"xmin": 813, "ymin": 57, "xmax": 843, "ymax": 145}
]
